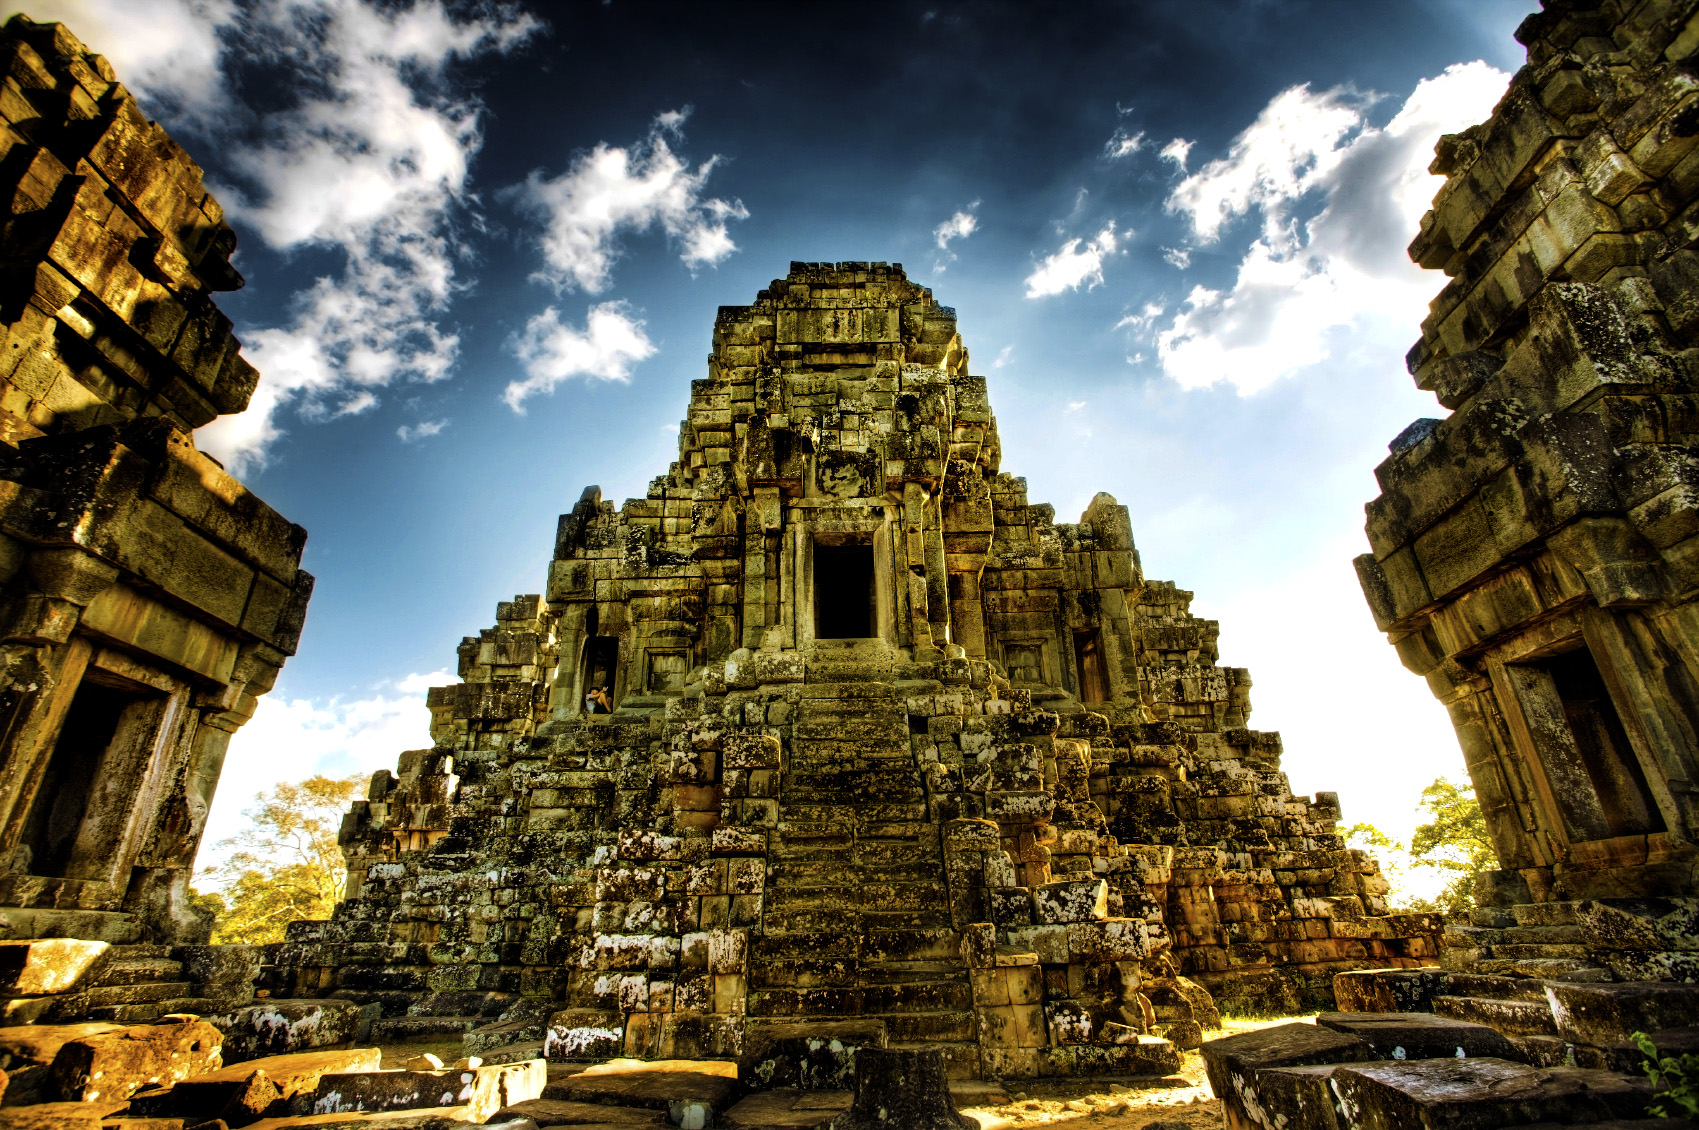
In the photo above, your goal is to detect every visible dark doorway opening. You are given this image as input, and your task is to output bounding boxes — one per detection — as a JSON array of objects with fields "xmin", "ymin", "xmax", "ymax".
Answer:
[
  {"xmin": 1544, "ymin": 647, "xmax": 1664, "ymax": 838},
  {"xmin": 815, "ymin": 542, "xmax": 875, "ymax": 638},
  {"xmin": 583, "ymin": 637, "xmax": 619, "ymax": 712},
  {"xmin": 1075, "ymin": 630, "xmax": 1108, "ymax": 702},
  {"xmin": 20, "ymin": 679, "xmax": 141, "ymax": 877}
]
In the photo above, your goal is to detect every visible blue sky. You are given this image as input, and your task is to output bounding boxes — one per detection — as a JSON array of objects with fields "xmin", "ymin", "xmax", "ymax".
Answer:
[{"xmin": 18, "ymin": 0, "xmax": 1539, "ymax": 875}]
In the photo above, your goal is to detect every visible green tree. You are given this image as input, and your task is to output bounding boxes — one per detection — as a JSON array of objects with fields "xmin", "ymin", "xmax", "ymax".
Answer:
[
  {"xmin": 196, "ymin": 774, "xmax": 363, "ymax": 944},
  {"xmin": 1343, "ymin": 776, "xmax": 1497, "ymax": 915},
  {"xmin": 1410, "ymin": 776, "xmax": 1497, "ymax": 913}
]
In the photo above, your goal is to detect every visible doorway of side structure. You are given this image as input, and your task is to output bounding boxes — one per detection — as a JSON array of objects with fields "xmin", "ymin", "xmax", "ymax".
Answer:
[
  {"xmin": 814, "ymin": 540, "xmax": 875, "ymax": 638},
  {"xmin": 582, "ymin": 636, "xmax": 619, "ymax": 713},
  {"xmin": 18, "ymin": 669, "xmax": 166, "ymax": 880},
  {"xmin": 1075, "ymin": 629, "xmax": 1108, "ymax": 702},
  {"xmin": 1507, "ymin": 643, "xmax": 1665, "ymax": 842}
]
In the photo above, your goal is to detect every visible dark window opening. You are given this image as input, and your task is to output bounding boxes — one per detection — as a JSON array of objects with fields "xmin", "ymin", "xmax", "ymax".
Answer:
[
  {"xmin": 1075, "ymin": 631, "xmax": 1109, "ymax": 702},
  {"xmin": 583, "ymin": 637, "xmax": 619, "ymax": 712},
  {"xmin": 1545, "ymin": 648, "xmax": 1664, "ymax": 839},
  {"xmin": 815, "ymin": 542, "xmax": 875, "ymax": 638},
  {"xmin": 20, "ymin": 680, "xmax": 138, "ymax": 877}
]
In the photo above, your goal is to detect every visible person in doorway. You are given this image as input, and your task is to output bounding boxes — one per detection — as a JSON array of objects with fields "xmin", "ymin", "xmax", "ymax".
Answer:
[{"xmin": 586, "ymin": 685, "xmax": 613, "ymax": 714}]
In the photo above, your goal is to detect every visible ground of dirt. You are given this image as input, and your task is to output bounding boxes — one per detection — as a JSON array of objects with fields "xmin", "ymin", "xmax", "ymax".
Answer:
[
  {"xmin": 958, "ymin": 1015, "xmax": 1316, "ymax": 1130},
  {"xmin": 371, "ymin": 1014, "xmax": 1319, "ymax": 1128}
]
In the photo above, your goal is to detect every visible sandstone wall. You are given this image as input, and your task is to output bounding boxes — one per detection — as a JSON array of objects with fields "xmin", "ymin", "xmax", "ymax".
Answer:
[
  {"xmin": 0, "ymin": 16, "xmax": 310, "ymax": 949},
  {"xmin": 1359, "ymin": 0, "xmax": 1699, "ymax": 980}
]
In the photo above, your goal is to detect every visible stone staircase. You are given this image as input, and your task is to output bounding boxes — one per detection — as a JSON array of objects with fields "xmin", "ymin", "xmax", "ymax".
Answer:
[
  {"xmin": 760, "ymin": 675, "xmax": 977, "ymax": 1075},
  {"xmin": 85, "ymin": 945, "xmax": 196, "ymax": 1022}
]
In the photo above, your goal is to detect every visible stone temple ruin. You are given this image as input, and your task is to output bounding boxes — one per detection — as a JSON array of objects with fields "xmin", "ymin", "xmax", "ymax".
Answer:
[
  {"xmin": 249, "ymin": 257, "xmax": 1442, "ymax": 1086},
  {"xmin": 1205, "ymin": 1, "xmax": 1699, "ymax": 1127},
  {"xmin": 8, "ymin": 0, "xmax": 1699, "ymax": 1125},
  {"xmin": 0, "ymin": 20, "xmax": 310, "ymax": 948}
]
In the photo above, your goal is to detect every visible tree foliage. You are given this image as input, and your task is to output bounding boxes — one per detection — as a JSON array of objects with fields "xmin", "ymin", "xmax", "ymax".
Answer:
[
  {"xmin": 1344, "ymin": 776, "xmax": 1498, "ymax": 915},
  {"xmin": 196, "ymin": 774, "xmax": 363, "ymax": 944}
]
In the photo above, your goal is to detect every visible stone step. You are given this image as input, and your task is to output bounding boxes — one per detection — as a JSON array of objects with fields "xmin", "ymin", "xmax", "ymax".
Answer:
[
  {"xmin": 880, "ymin": 1011, "xmax": 977, "ymax": 1042},
  {"xmin": 856, "ymin": 822, "xmax": 939, "ymax": 840},
  {"xmin": 859, "ymin": 961, "xmax": 966, "ymax": 984},
  {"xmin": 1433, "ymin": 995, "xmax": 1558, "ymax": 1037},
  {"xmin": 793, "ymin": 721, "xmax": 910, "ymax": 743},
  {"xmin": 93, "ymin": 957, "xmax": 184, "ymax": 987},
  {"xmin": 370, "ymin": 1014, "xmax": 481, "ymax": 1042},
  {"xmin": 777, "ymin": 803, "xmax": 930, "ymax": 823},
  {"xmin": 763, "ymin": 908, "xmax": 954, "ymax": 933},
  {"xmin": 1440, "ymin": 973, "xmax": 1550, "ymax": 1002},
  {"xmin": 1472, "ymin": 957, "xmax": 1614, "ymax": 982},
  {"xmin": 765, "ymin": 882, "xmax": 947, "ymax": 913},
  {"xmin": 782, "ymin": 777, "xmax": 926, "ymax": 803},
  {"xmin": 748, "ymin": 929, "xmax": 960, "ymax": 963},
  {"xmin": 107, "ymin": 944, "xmax": 174, "ymax": 961},
  {"xmin": 748, "ymin": 981, "xmax": 972, "ymax": 1018},
  {"xmin": 768, "ymin": 860, "xmax": 943, "ymax": 885},
  {"xmin": 477, "ymin": 1039, "xmax": 545, "ymax": 1065},
  {"xmin": 85, "ymin": 981, "xmax": 194, "ymax": 1008},
  {"xmin": 772, "ymin": 821, "xmax": 856, "ymax": 845},
  {"xmin": 85, "ymin": 997, "xmax": 211, "ymax": 1023},
  {"xmin": 465, "ymin": 1017, "xmax": 544, "ymax": 1054}
]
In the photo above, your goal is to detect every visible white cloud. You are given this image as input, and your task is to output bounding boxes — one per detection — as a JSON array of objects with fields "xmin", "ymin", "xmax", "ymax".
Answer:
[
  {"xmin": 1104, "ymin": 127, "xmax": 1144, "ymax": 159},
  {"xmin": 1115, "ymin": 301, "xmax": 1165, "ymax": 333},
  {"xmin": 1159, "ymin": 137, "xmax": 1193, "ymax": 170},
  {"xmin": 1024, "ymin": 223, "xmax": 1119, "ymax": 298},
  {"xmin": 10, "ymin": 0, "xmax": 236, "ymax": 124},
  {"xmin": 931, "ymin": 202, "xmax": 980, "ymax": 272},
  {"xmin": 511, "ymin": 110, "xmax": 748, "ymax": 294},
  {"xmin": 196, "ymin": 668, "xmax": 454, "ymax": 875},
  {"xmin": 992, "ymin": 344, "xmax": 1015, "ymax": 368},
  {"xmin": 1154, "ymin": 62, "xmax": 1508, "ymax": 393},
  {"xmin": 1167, "ymin": 85, "xmax": 1365, "ymax": 244},
  {"xmin": 933, "ymin": 207, "xmax": 979, "ymax": 249},
  {"xmin": 505, "ymin": 302, "xmax": 658, "ymax": 411},
  {"xmin": 397, "ymin": 418, "xmax": 448, "ymax": 442},
  {"xmin": 194, "ymin": 0, "xmax": 540, "ymax": 475},
  {"xmin": 1162, "ymin": 246, "xmax": 1190, "ymax": 269}
]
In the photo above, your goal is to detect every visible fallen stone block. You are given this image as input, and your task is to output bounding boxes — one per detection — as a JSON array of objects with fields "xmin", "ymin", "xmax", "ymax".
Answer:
[
  {"xmin": 1332, "ymin": 967, "xmax": 1445, "ymax": 1013},
  {"xmin": 1330, "ymin": 1057, "xmax": 1653, "ymax": 1129},
  {"xmin": 0, "ymin": 939, "xmax": 111, "ymax": 996},
  {"xmin": 0, "ymin": 1021, "xmax": 123, "ymax": 1103},
  {"xmin": 1315, "ymin": 1011, "xmax": 1520, "ymax": 1061},
  {"xmin": 244, "ymin": 1109, "xmax": 473, "ymax": 1128},
  {"xmin": 51, "ymin": 1016, "xmax": 224, "ymax": 1103},
  {"xmin": 560, "ymin": 1060, "xmax": 738, "ymax": 1122},
  {"xmin": 1200, "ymin": 1021, "xmax": 1371, "ymax": 1130},
  {"xmin": 1249, "ymin": 1063, "xmax": 1347, "ymax": 1130},
  {"xmin": 719, "ymin": 1088, "xmax": 852, "ymax": 1129},
  {"xmin": 207, "ymin": 1001, "xmax": 361, "ymax": 1063},
  {"xmin": 541, "ymin": 1011, "xmax": 623, "ymax": 1062},
  {"xmin": 496, "ymin": 1098, "xmax": 669, "ymax": 1126},
  {"xmin": 0, "ymin": 1098, "xmax": 125, "ymax": 1128},
  {"xmin": 832, "ymin": 1047, "xmax": 974, "ymax": 1130},
  {"xmin": 130, "ymin": 1048, "xmax": 384, "ymax": 1125},
  {"xmin": 1546, "ymin": 981, "xmax": 1699, "ymax": 1047},
  {"xmin": 738, "ymin": 1020, "xmax": 883, "ymax": 1090},
  {"xmin": 310, "ymin": 1059, "xmax": 544, "ymax": 1124}
]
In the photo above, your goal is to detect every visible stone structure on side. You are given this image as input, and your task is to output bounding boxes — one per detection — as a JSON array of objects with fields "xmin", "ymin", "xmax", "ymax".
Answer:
[
  {"xmin": 0, "ymin": 14, "xmax": 312, "ymax": 952},
  {"xmin": 257, "ymin": 261, "xmax": 1436, "ymax": 1082},
  {"xmin": 1342, "ymin": 0, "xmax": 1699, "ymax": 1101}
]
